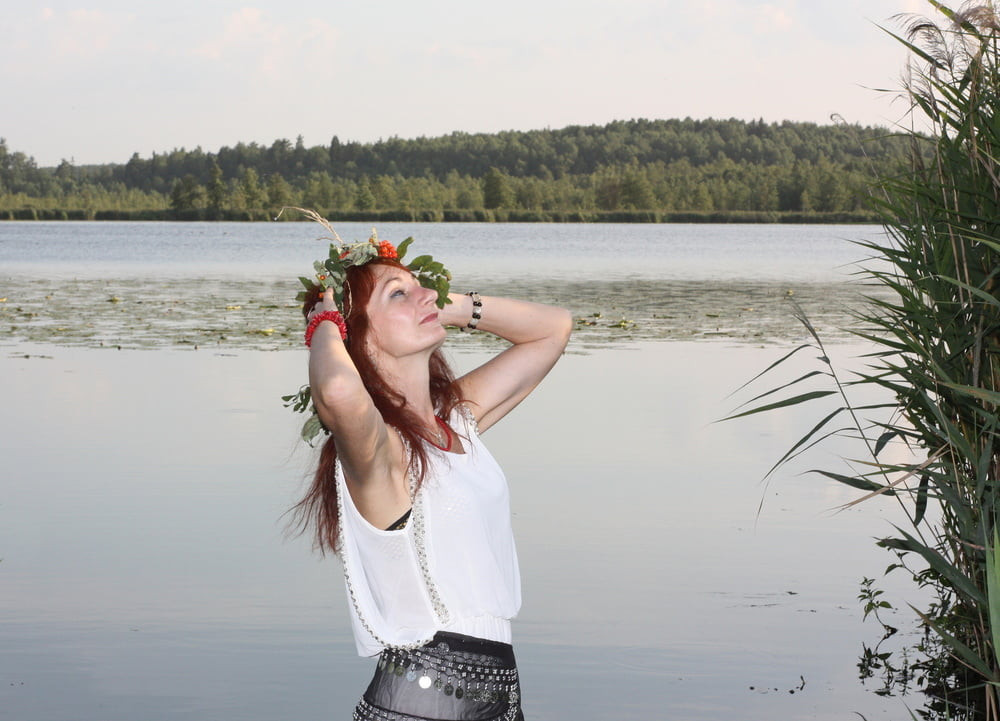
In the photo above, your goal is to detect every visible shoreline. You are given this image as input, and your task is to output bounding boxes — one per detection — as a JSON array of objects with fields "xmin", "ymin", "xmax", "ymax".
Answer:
[{"xmin": 0, "ymin": 209, "xmax": 880, "ymax": 224}]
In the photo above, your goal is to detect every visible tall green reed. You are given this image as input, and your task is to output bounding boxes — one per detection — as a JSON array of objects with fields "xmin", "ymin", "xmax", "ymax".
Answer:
[{"xmin": 728, "ymin": 2, "xmax": 1000, "ymax": 717}]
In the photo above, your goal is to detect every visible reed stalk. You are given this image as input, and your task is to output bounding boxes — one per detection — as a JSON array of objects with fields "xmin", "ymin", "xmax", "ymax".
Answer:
[{"xmin": 728, "ymin": 2, "xmax": 1000, "ymax": 717}]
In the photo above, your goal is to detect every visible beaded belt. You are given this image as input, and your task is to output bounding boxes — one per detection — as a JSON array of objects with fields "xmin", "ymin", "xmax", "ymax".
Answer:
[{"xmin": 353, "ymin": 632, "xmax": 523, "ymax": 721}]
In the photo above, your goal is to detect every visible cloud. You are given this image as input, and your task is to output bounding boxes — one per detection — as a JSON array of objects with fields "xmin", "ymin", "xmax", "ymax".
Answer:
[
  {"xmin": 37, "ymin": 7, "xmax": 134, "ymax": 58},
  {"xmin": 193, "ymin": 7, "xmax": 269, "ymax": 61},
  {"xmin": 755, "ymin": 3, "xmax": 795, "ymax": 32},
  {"xmin": 191, "ymin": 7, "xmax": 339, "ymax": 80}
]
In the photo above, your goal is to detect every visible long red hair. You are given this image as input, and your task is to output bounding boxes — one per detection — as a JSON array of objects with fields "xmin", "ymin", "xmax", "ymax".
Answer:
[{"xmin": 290, "ymin": 258, "xmax": 461, "ymax": 554}]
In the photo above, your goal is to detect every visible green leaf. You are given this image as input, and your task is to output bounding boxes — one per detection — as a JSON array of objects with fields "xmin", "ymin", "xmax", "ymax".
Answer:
[
  {"xmin": 343, "ymin": 243, "xmax": 377, "ymax": 266},
  {"xmin": 408, "ymin": 254, "xmax": 432, "ymax": 269},
  {"xmin": 301, "ymin": 413, "xmax": 324, "ymax": 446},
  {"xmin": 396, "ymin": 237, "xmax": 414, "ymax": 261},
  {"xmin": 873, "ymin": 430, "xmax": 898, "ymax": 457},
  {"xmin": 724, "ymin": 343, "xmax": 816, "ymax": 399},
  {"xmin": 913, "ymin": 473, "xmax": 930, "ymax": 526},
  {"xmin": 986, "ymin": 527, "xmax": 1000, "ymax": 672},
  {"xmin": 881, "ymin": 527, "xmax": 986, "ymax": 608},
  {"xmin": 940, "ymin": 382, "xmax": 1000, "ymax": 406},
  {"xmin": 282, "ymin": 385, "xmax": 312, "ymax": 413},
  {"xmin": 933, "ymin": 274, "xmax": 1000, "ymax": 309},
  {"xmin": 911, "ymin": 604, "xmax": 994, "ymax": 679},
  {"xmin": 719, "ymin": 390, "xmax": 838, "ymax": 421},
  {"xmin": 810, "ymin": 470, "xmax": 897, "ymax": 495},
  {"xmin": 756, "ymin": 407, "xmax": 849, "ymax": 481},
  {"xmin": 728, "ymin": 370, "xmax": 829, "ymax": 414}
]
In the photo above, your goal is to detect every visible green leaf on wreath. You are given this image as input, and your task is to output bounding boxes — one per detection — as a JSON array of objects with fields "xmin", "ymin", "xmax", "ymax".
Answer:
[{"xmin": 301, "ymin": 414, "xmax": 324, "ymax": 445}]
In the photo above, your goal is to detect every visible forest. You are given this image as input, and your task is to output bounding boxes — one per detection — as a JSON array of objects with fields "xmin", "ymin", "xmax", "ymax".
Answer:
[{"xmin": 0, "ymin": 118, "xmax": 909, "ymax": 221}]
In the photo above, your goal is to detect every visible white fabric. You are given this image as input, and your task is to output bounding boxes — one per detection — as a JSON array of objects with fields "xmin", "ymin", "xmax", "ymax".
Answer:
[{"xmin": 336, "ymin": 406, "xmax": 522, "ymax": 657}]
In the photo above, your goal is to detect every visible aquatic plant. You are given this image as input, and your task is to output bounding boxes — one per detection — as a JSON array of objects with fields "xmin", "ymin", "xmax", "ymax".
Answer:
[{"xmin": 728, "ymin": 2, "xmax": 1000, "ymax": 717}]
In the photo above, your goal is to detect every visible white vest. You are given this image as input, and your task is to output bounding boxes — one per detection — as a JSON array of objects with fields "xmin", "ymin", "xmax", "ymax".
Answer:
[{"xmin": 336, "ymin": 406, "xmax": 522, "ymax": 657}]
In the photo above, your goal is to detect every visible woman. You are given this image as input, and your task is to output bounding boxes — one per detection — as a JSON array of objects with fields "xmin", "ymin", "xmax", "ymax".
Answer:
[{"xmin": 291, "ymin": 225, "xmax": 572, "ymax": 721}]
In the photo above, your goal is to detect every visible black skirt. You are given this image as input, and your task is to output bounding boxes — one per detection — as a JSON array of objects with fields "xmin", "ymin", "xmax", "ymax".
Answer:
[{"xmin": 353, "ymin": 632, "xmax": 524, "ymax": 721}]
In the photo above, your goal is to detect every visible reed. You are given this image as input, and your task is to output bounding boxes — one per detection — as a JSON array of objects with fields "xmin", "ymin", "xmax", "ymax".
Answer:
[{"xmin": 728, "ymin": 2, "xmax": 1000, "ymax": 717}]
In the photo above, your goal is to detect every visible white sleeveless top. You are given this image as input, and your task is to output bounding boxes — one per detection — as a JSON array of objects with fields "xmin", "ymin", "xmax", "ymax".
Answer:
[{"xmin": 335, "ymin": 406, "xmax": 522, "ymax": 657}]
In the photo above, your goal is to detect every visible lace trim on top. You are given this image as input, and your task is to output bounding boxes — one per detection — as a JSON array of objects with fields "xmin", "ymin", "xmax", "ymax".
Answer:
[
  {"xmin": 456, "ymin": 403, "xmax": 480, "ymax": 437},
  {"xmin": 336, "ymin": 427, "xmax": 452, "ymax": 651}
]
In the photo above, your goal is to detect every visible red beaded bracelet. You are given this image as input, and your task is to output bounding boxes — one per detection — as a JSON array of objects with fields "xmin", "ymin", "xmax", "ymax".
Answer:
[{"xmin": 305, "ymin": 310, "xmax": 348, "ymax": 346}]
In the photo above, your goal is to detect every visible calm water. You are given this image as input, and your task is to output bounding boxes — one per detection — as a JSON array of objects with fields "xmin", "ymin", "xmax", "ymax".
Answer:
[
  {"xmin": 0, "ymin": 220, "xmax": 880, "ymax": 282},
  {"xmin": 0, "ymin": 222, "xmax": 921, "ymax": 720}
]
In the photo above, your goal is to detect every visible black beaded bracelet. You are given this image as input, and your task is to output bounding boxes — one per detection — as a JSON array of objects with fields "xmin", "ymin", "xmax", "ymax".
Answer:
[{"xmin": 463, "ymin": 291, "xmax": 483, "ymax": 331}]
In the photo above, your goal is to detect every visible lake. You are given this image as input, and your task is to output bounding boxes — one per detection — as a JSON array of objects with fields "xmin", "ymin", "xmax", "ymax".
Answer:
[
  {"xmin": 0, "ymin": 222, "xmax": 921, "ymax": 720},
  {"xmin": 0, "ymin": 221, "xmax": 889, "ymax": 349}
]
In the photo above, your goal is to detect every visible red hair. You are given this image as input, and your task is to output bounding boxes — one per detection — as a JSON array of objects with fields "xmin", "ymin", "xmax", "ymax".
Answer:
[{"xmin": 291, "ymin": 258, "xmax": 461, "ymax": 554}]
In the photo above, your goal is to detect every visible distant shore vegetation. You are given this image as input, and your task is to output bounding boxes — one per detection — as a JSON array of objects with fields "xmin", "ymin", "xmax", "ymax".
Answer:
[{"xmin": 0, "ymin": 118, "xmax": 908, "ymax": 222}]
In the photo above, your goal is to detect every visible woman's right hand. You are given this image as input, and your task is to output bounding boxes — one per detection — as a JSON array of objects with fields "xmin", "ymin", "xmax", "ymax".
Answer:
[
  {"xmin": 306, "ymin": 287, "xmax": 337, "ymax": 319},
  {"xmin": 306, "ymin": 288, "xmax": 347, "ymax": 346}
]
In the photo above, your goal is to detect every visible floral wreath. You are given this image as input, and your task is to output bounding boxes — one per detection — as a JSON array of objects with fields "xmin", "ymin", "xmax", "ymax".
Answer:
[{"xmin": 278, "ymin": 207, "xmax": 452, "ymax": 445}]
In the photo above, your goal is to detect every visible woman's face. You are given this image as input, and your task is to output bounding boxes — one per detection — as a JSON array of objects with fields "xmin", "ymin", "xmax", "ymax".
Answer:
[{"xmin": 362, "ymin": 264, "xmax": 446, "ymax": 361}]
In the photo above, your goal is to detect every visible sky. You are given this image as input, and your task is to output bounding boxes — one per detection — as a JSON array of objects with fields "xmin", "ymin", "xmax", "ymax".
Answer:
[{"xmin": 4, "ymin": 0, "xmax": 932, "ymax": 167}]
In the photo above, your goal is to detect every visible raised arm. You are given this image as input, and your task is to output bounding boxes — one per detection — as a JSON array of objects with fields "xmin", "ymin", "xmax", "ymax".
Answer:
[
  {"xmin": 307, "ymin": 290, "xmax": 409, "ymax": 527},
  {"xmin": 441, "ymin": 293, "xmax": 573, "ymax": 432}
]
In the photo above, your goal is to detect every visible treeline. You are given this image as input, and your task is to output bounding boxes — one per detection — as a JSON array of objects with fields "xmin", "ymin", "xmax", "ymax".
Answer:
[{"xmin": 0, "ymin": 118, "xmax": 908, "ymax": 220}]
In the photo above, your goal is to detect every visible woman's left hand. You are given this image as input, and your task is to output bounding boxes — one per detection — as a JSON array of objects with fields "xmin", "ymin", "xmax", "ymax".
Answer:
[{"xmin": 438, "ymin": 293, "xmax": 474, "ymax": 328}]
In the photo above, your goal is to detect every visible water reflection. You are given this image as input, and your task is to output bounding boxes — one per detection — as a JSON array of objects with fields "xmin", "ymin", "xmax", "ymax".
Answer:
[{"xmin": 0, "ymin": 340, "xmax": 920, "ymax": 720}]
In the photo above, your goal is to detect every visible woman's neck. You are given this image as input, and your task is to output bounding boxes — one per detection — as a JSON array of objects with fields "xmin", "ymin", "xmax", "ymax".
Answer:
[{"xmin": 380, "ymin": 352, "xmax": 436, "ymax": 423}]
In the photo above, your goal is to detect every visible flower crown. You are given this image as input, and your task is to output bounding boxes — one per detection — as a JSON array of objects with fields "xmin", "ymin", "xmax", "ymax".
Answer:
[
  {"xmin": 286, "ymin": 207, "xmax": 452, "ymax": 315},
  {"xmin": 279, "ymin": 207, "xmax": 452, "ymax": 445}
]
